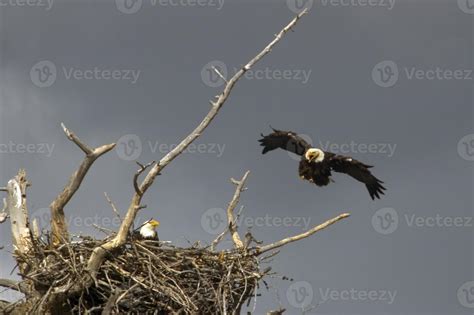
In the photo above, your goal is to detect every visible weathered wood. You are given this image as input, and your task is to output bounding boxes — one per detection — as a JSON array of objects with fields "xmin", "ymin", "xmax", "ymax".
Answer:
[{"xmin": 7, "ymin": 170, "xmax": 33, "ymax": 260}]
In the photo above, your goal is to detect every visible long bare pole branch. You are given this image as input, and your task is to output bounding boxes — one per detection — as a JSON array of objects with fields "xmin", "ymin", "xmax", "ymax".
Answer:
[
  {"xmin": 211, "ymin": 171, "xmax": 250, "ymax": 250},
  {"xmin": 49, "ymin": 123, "xmax": 116, "ymax": 245},
  {"xmin": 82, "ymin": 9, "xmax": 309, "ymax": 283},
  {"xmin": 227, "ymin": 172, "xmax": 249, "ymax": 248},
  {"xmin": 255, "ymin": 213, "xmax": 351, "ymax": 255}
]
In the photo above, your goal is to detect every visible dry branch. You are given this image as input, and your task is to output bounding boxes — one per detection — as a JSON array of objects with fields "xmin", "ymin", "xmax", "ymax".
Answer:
[
  {"xmin": 226, "ymin": 172, "xmax": 249, "ymax": 248},
  {"xmin": 211, "ymin": 171, "xmax": 250, "ymax": 250},
  {"xmin": 0, "ymin": 279, "xmax": 20, "ymax": 291},
  {"xmin": 255, "ymin": 213, "xmax": 351, "ymax": 255},
  {"xmin": 7, "ymin": 170, "xmax": 33, "ymax": 262},
  {"xmin": 49, "ymin": 123, "xmax": 116, "ymax": 246}
]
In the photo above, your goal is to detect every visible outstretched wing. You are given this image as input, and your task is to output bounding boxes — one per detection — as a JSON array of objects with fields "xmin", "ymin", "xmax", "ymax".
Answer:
[
  {"xmin": 327, "ymin": 154, "xmax": 386, "ymax": 200},
  {"xmin": 258, "ymin": 128, "xmax": 311, "ymax": 156}
]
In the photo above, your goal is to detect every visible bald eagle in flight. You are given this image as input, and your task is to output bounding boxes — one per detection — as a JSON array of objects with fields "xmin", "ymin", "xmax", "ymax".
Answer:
[{"xmin": 258, "ymin": 128, "xmax": 386, "ymax": 200}]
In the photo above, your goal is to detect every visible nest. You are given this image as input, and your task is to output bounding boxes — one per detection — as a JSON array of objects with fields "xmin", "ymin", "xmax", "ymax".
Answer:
[{"xmin": 21, "ymin": 237, "xmax": 263, "ymax": 314}]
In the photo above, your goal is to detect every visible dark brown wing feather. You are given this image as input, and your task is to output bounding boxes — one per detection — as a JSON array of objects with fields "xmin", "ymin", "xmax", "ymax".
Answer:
[
  {"xmin": 327, "ymin": 154, "xmax": 386, "ymax": 200},
  {"xmin": 258, "ymin": 128, "xmax": 311, "ymax": 156}
]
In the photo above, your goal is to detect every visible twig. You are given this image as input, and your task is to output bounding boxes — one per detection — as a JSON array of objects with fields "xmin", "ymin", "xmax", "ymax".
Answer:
[
  {"xmin": 212, "ymin": 66, "xmax": 228, "ymax": 84},
  {"xmin": 50, "ymin": 123, "xmax": 116, "ymax": 245},
  {"xmin": 133, "ymin": 161, "xmax": 156, "ymax": 196},
  {"xmin": 104, "ymin": 192, "xmax": 121, "ymax": 221},
  {"xmin": 101, "ymin": 289, "xmax": 121, "ymax": 315},
  {"xmin": 0, "ymin": 279, "xmax": 20, "ymax": 291},
  {"xmin": 255, "ymin": 213, "xmax": 350, "ymax": 255},
  {"xmin": 226, "ymin": 172, "xmax": 250, "ymax": 249}
]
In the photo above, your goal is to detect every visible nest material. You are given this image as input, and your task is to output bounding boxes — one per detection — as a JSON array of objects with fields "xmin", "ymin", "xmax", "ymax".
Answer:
[{"xmin": 21, "ymin": 237, "xmax": 262, "ymax": 314}]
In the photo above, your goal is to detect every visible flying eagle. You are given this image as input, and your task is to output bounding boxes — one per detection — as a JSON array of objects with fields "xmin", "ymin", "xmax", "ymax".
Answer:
[
  {"xmin": 258, "ymin": 128, "xmax": 386, "ymax": 200},
  {"xmin": 134, "ymin": 219, "xmax": 160, "ymax": 240}
]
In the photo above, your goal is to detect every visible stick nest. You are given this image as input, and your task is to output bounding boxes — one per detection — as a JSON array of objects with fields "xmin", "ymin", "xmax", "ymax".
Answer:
[{"xmin": 19, "ymin": 237, "xmax": 262, "ymax": 314}]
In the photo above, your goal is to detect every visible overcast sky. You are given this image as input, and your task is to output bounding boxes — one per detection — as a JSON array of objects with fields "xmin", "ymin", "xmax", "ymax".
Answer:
[{"xmin": 0, "ymin": 0, "xmax": 473, "ymax": 314}]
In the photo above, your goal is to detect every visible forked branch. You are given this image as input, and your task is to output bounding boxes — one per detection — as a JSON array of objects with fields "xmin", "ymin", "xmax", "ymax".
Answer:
[
  {"xmin": 50, "ymin": 123, "xmax": 116, "ymax": 246},
  {"xmin": 211, "ymin": 171, "xmax": 250, "ymax": 250},
  {"xmin": 225, "ymin": 172, "xmax": 249, "ymax": 248}
]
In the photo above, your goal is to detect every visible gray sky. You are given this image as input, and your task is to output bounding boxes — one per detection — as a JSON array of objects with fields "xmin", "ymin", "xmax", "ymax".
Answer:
[{"xmin": 0, "ymin": 0, "xmax": 473, "ymax": 314}]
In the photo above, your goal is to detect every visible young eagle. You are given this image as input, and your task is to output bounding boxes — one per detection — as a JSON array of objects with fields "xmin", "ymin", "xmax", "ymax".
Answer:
[{"xmin": 258, "ymin": 128, "xmax": 386, "ymax": 200}]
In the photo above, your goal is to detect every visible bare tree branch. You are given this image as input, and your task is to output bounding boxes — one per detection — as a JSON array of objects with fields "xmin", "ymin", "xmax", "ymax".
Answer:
[
  {"xmin": 133, "ymin": 161, "xmax": 156, "ymax": 196},
  {"xmin": 255, "ymin": 213, "xmax": 351, "ymax": 255},
  {"xmin": 104, "ymin": 192, "xmax": 122, "ymax": 221},
  {"xmin": 82, "ymin": 10, "xmax": 309, "ymax": 283},
  {"xmin": 7, "ymin": 170, "xmax": 33, "ymax": 261},
  {"xmin": 225, "ymin": 171, "xmax": 249, "ymax": 249},
  {"xmin": 211, "ymin": 171, "xmax": 249, "ymax": 250},
  {"xmin": 0, "ymin": 279, "xmax": 20, "ymax": 291},
  {"xmin": 50, "ymin": 123, "xmax": 116, "ymax": 246}
]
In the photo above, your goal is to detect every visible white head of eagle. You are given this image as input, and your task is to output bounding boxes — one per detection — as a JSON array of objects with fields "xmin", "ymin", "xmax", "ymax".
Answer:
[
  {"xmin": 305, "ymin": 148, "xmax": 325, "ymax": 163},
  {"xmin": 139, "ymin": 219, "xmax": 160, "ymax": 239}
]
